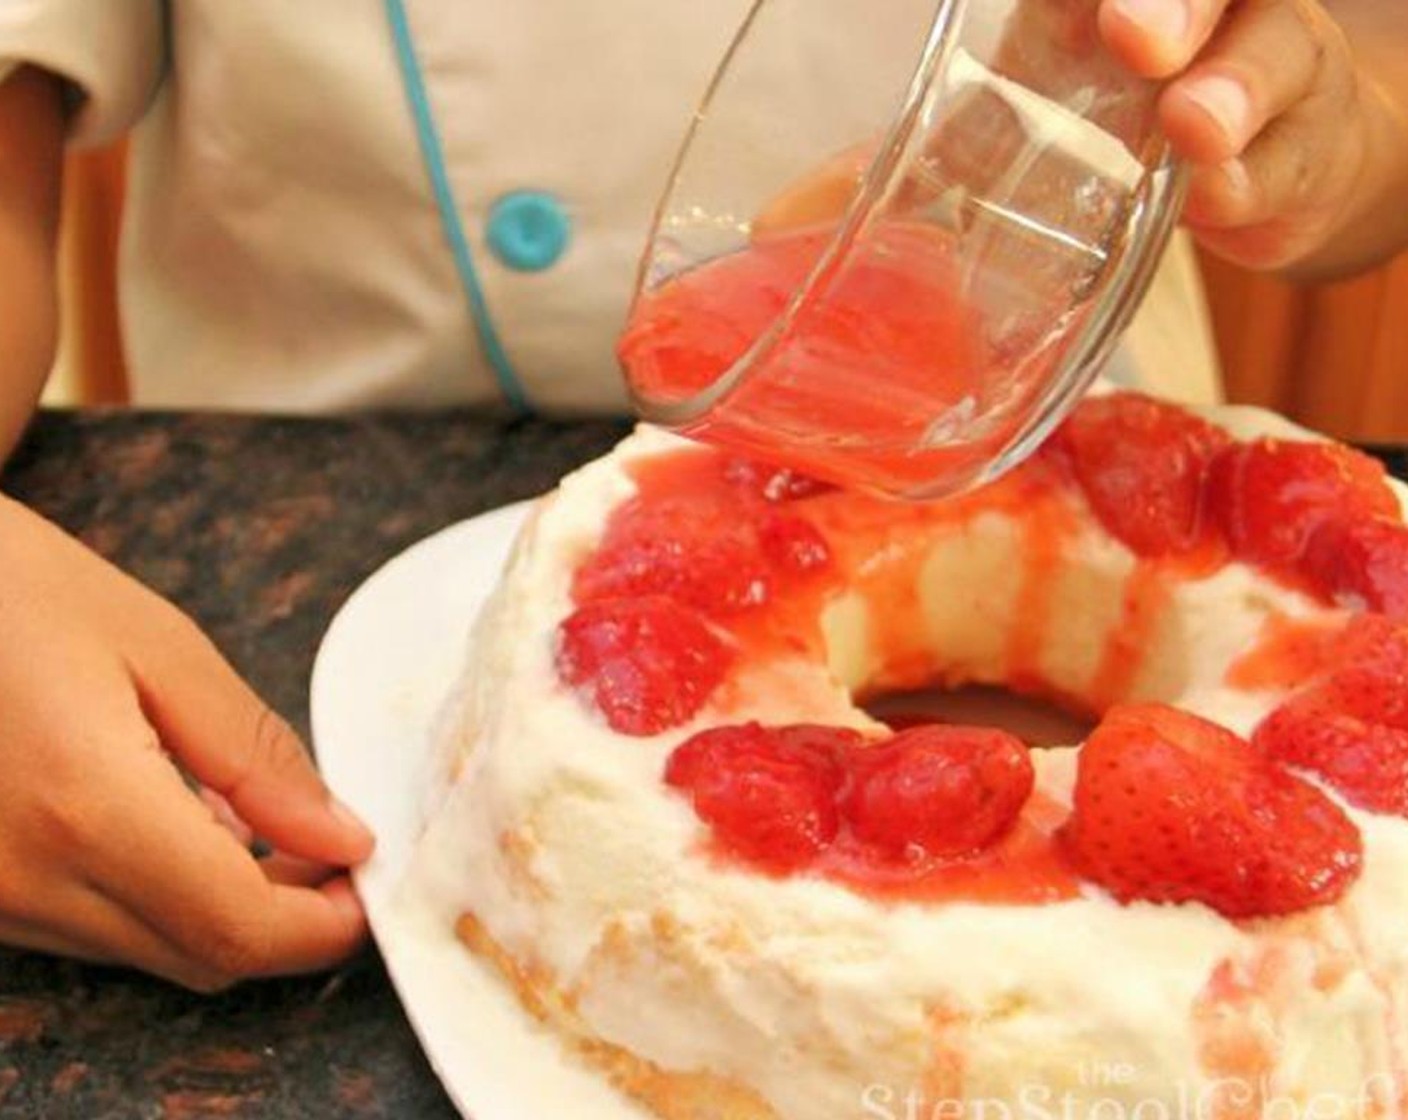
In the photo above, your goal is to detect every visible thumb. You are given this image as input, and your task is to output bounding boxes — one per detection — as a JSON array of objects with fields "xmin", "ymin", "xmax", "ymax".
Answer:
[{"xmin": 127, "ymin": 608, "xmax": 375, "ymax": 867}]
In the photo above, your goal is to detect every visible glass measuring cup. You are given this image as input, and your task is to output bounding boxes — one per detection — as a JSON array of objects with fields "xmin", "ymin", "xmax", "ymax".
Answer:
[{"xmin": 618, "ymin": 0, "xmax": 1185, "ymax": 499}]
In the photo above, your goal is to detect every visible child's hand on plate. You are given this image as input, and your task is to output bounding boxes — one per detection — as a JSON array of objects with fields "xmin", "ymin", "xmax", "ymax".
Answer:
[{"xmin": 0, "ymin": 496, "xmax": 374, "ymax": 990}]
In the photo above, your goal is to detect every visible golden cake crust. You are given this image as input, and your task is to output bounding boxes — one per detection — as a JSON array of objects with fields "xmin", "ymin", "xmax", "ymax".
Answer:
[{"xmin": 456, "ymin": 913, "xmax": 778, "ymax": 1120}]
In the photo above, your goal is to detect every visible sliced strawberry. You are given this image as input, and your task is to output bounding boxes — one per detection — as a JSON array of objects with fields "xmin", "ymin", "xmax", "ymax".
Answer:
[
  {"xmin": 844, "ymin": 725, "xmax": 1034, "ymax": 860},
  {"xmin": 1323, "ymin": 666, "xmax": 1408, "ymax": 731},
  {"xmin": 1255, "ymin": 694, "xmax": 1408, "ymax": 817},
  {"xmin": 722, "ymin": 457, "xmax": 835, "ymax": 503},
  {"xmin": 1062, "ymin": 704, "xmax": 1362, "ymax": 918},
  {"xmin": 573, "ymin": 498, "xmax": 771, "ymax": 614},
  {"xmin": 1302, "ymin": 516, "xmax": 1408, "ymax": 619},
  {"xmin": 1332, "ymin": 613, "xmax": 1408, "ymax": 682},
  {"xmin": 667, "ymin": 722, "xmax": 859, "ymax": 787},
  {"xmin": 1306, "ymin": 616, "xmax": 1408, "ymax": 730},
  {"xmin": 665, "ymin": 723, "xmax": 860, "ymax": 870},
  {"xmin": 1251, "ymin": 611, "xmax": 1408, "ymax": 817},
  {"xmin": 556, "ymin": 597, "xmax": 731, "ymax": 736},
  {"xmin": 757, "ymin": 512, "xmax": 833, "ymax": 574},
  {"xmin": 1205, "ymin": 439, "xmax": 1398, "ymax": 569},
  {"xmin": 1052, "ymin": 392, "xmax": 1231, "ymax": 557}
]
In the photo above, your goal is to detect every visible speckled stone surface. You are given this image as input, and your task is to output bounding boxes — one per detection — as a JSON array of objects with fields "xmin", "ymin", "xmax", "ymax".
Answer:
[{"xmin": 0, "ymin": 409, "xmax": 631, "ymax": 1120}]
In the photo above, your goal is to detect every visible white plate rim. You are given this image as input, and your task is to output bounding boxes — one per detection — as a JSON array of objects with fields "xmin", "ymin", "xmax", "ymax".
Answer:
[{"xmin": 310, "ymin": 501, "xmax": 650, "ymax": 1120}]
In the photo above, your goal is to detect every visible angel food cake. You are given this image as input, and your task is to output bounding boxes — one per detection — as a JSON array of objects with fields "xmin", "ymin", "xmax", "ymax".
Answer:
[{"xmin": 409, "ymin": 391, "xmax": 1408, "ymax": 1119}]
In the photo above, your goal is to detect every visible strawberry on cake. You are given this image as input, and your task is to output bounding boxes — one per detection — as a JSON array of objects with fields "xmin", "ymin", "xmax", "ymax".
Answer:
[{"xmin": 407, "ymin": 391, "xmax": 1408, "ymax": 1119}]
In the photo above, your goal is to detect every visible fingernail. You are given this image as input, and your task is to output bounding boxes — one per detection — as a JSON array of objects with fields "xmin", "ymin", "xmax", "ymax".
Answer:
[
  {"xmin": 1182, "ymin": 75, "xmax": 1252, "ymax": 148},
  {"xmin": 1113, "ymin": 0, "xmax": 1190, "ymax": 49},
  {"xmin": 330, "ymin": 798, "xmax": 375, "ymax": 845}
]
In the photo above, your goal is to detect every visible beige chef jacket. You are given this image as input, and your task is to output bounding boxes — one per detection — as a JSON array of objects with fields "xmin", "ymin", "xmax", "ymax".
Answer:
[{"xmin": 0, "ymin": 0, "xmax": 1221, "ymax": 414}]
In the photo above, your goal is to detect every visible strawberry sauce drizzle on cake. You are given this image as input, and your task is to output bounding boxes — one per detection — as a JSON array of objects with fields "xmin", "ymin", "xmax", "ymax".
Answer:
[{"xmin": 555, "ymin": 392, "xmax": 1408, "ymax": 921}]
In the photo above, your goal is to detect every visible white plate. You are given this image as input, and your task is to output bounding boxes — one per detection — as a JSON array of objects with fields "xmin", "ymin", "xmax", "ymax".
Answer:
[{"xmin": 311, "ymin": 502, "xmax": 649, "ymax": 1120}]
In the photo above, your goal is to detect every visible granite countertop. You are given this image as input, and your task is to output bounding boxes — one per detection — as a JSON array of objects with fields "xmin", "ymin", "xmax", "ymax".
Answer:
[{"xmin": 0, "ymin": 408, "xmax": 631, "ymax": 1120}]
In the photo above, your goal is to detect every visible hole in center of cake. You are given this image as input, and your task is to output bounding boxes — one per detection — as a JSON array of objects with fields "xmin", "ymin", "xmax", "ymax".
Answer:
[{"xmin": 863, "ymin": 684, "xmax": 1097, "ymax": 748}]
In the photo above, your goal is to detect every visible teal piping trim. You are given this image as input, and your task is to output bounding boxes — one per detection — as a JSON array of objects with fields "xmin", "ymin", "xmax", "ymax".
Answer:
[{"xmin": 384, "ymin": 0, "xmax": 531, "ymax": 413}]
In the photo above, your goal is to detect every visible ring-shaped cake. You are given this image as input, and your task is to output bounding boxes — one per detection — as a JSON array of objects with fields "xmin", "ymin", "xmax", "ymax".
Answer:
[{"xmin": 409, "ymin": 392, "xmax": 1408, "ymax": 1119}]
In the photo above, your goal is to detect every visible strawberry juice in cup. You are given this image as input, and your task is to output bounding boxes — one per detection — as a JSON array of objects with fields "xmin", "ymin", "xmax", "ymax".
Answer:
[{"xmin": 618, "ymin": 0, "xmax": 1185, "ymax": 499}]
